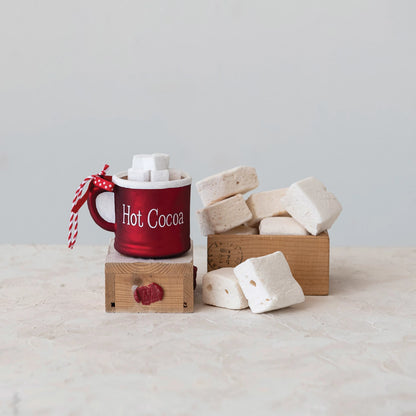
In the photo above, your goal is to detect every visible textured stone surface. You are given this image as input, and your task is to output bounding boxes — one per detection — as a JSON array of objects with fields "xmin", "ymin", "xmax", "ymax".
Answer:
[{"xmin": 0, "ymin": 244, "xmax": 415, "ymax": 415}]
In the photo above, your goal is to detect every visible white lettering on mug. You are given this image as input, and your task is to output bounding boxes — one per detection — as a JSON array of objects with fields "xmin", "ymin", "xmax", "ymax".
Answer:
[
  {"xmin": 148, "ymin": 208, "xmax": 158, "ymax": 229},
  {"xmin": 159, "ymin": 214, "xmax": 166, "ymax": 228},
  {"xmin": 137, "ymin": 210, "xmax": 144, "ymax": 227},
  {"xmin": 123, "ymin": 204, "xmax": 130, "ymax": 225},
  {"xmin": 122, "ymin": 205, "xmax": 184, "ymax": 229}
]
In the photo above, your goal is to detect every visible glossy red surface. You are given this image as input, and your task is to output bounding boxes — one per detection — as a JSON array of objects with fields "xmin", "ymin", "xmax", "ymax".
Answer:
[{"xmin": 88, "ymin": 178, "xmax": 191, "ymax": 258}]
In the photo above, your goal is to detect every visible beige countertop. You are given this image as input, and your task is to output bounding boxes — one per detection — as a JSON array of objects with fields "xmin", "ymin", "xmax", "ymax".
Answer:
[{"xmin": 0, "ymin": 245, "xmax": 415, "ymax": 415}]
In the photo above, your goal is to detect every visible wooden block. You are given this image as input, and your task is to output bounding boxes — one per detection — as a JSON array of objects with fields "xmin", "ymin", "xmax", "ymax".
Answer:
[
  {"xmin": 105, "ymin": 240, "xmax": 194, "ymax": 313},
  {"xmin": 207, "ymin": 232, "xmax": 329, "ymax": 295}
]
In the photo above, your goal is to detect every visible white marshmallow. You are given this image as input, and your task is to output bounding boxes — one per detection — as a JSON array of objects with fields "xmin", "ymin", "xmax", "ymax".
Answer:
[
  {"xmin": 233, "ymin": 251, "xmax": 305, "ymax": 314},
  {"xmin": 281, "ymin": 177, "xmax": 342, "ymax": 235},
  {"xmin": 168, "ymin": 168, "xmax": 182, "ymax": 181},
  {"xmin": 150, "ymin": 169, "xmax": 170, "ymax": 182},
  {"xmin": 220, "ymin": 225, "xmax": 258, "ymax": 235},
  {"xmin": 196, "ymin": 166, "xmax": 259, "ymax": 206},
  {"xmin": 202, "ymin": 268, "xmax": 248, "ymax": 310},
  {"xmin": 246, "ymin": 188, "xmax": 288, "ymax": 226},
  {"xmin": 128, "ymin": 168, "xmax": 150, "ymax": 182},
  {"xmin": 132, "ymin": 154, "xmax": 151, "ymax": 170},
  {"xmin": 151, "ymin": 153, "xmax": 170, "ymax": 170},
  {"xmin": 132, "ymin": 153, "xmax": 170, "ymax": 171},
  {"xmin": 259, "ymin": 217, "xmax": 308, "ymax": 236},
  {"xmin": 197, "ymin": 194, "xmax": 253, "ymax": 236}
]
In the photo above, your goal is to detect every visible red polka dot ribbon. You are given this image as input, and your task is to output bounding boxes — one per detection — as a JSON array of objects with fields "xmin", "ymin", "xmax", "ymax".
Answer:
[
  {"xmin": 93, "ymin": 176, "xmax": 114, "ymax": 191},
  {"xmin": 68, "ymin": 164, "xmax": 111, "ymax": 249}
]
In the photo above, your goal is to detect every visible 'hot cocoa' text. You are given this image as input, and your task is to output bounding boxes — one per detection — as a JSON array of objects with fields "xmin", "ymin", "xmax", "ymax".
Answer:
[{"xmin": 122, "ymin": 204, "xmax": 184, "ymax": 229}]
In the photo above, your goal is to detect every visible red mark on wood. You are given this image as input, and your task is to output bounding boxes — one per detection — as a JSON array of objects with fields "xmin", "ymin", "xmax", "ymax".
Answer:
[
  {"xmin": 134, "ymin": 283, "xmax": 164, "ymax": 305},
  {"xmin": 193, "ymin": 266, "xmax": 198, "ymax": 290}
]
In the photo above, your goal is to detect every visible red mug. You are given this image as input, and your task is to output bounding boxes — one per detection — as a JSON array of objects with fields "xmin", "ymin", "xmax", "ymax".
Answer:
[{"xmin": 87, "ymin": 171, "xmax": 192, "ymax": 258}]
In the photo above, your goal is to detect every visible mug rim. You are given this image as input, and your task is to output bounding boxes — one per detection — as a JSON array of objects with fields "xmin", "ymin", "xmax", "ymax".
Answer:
[{"xmin": 112, "ymin": 171, "xmax": 192, "ymax": 189}]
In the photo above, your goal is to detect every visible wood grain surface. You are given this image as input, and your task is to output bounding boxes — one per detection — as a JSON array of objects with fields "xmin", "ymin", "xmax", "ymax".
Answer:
[
  {"xmin": 207, "ymin": 232, "xmax": 330, "ymax": 295},
  {"xmin": 105, "ymin": 250, "xmax": 194, "ymax": 313}
]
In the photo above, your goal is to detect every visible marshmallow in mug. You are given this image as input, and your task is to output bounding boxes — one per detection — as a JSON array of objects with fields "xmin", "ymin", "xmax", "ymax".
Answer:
[
  {"xmin": 128, "ymin": 153, "xmax": 184, "ymax": 183},
  {"xmin": 133, "ymin": 153, "xmax": 170, "ymax": 171},
  {"xmin": 127, "ymin": 168, "xmax": 150, "ymax": 182},
  {"xmin": 151, "ymin": 169, "xmax": 170, "ymax": 182},
  {"xmin": 168, "ymin": 168, "xmax": 182, "ymax": 181}
]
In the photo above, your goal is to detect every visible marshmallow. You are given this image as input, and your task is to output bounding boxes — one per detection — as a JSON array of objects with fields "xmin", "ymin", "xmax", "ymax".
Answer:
[
  {"xmin": 150, "ymin": 169, "xmax": 170, "ymax": 182},
  {"xmin": 234, "ymin": 251, "xmax": 305, "ymax": 313},
  {"xmin": 220, "ymin": 225, "xmax": 258, "ymax": 235},
  {"xmin": 128, "ymin": 168, "xmax": 150, "ymax": 182},
  {"xmin": 197, "ymin": 194, "xmax": 253, "ymax": 236},
  {"xmin": 281, "ymin": 177, "xmax": 342, "ymax": 235},
  {"xmin": 132, "ymin": 154, "xmax": 153, "ymax": 170},
  {"xmin": 259, "ymin": 217, "xmax": 308, "ymax": 236},
  {"xmin": 151, "ymin": 153, "xmax": 170, "ymax": 170},
  {"xmin": 169, "ymin": 168, "xmax": 182, "ymax": 181},
  {"xmin": 246, "ymin": 188, "xmax": 288, "ymax": 226},
  {"xmin": 202, "ymin": 268, "xmax": 248, "ymax": 310},
  {"xmin": 132, "ymin": 153, "xmax": 170, "ymax": 171},
  {"xmin": 196, "ymin": 166, "xmax": 259, "ymax": 206}
]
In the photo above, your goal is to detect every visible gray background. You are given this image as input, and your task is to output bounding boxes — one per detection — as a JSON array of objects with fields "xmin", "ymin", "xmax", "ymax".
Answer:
[{"xmin": 1, "ymin": 1, "xmax": 415, "ymax": 247}]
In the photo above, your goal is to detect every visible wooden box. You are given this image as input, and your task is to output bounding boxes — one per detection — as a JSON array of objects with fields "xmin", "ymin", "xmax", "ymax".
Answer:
[
  {"xmin": 105, "ymin": 240, "xmax": 194, "ymax": 313},
  {"xmin": 207, "ymin": 232, "xmax": 329, "ymax": 295}
]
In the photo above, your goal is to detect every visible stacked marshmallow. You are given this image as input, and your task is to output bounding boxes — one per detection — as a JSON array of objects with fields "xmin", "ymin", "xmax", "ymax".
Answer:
[
  {"xmin": 198, "ymin": 167, "xmax": 343, "ymax": 313},
  {"xmin": 128, "ymin": 153, "xmax": 183, "ymax": 182},
  {"xmin": 196, "ymin": 166, "xmax": 259, "ymax": 235},
  {"xmin": 196, "ymin": 167, "xmax": 342, "ymax": 237},
  {"xmin": 202, "ymin": 251, "xmax": 305, "ymax": 313}
]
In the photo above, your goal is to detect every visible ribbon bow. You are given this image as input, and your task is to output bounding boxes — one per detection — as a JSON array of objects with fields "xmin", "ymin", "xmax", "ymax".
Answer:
[{"xmin": 68, "ymin": 164, "xmax": 112, "ymax": 249}]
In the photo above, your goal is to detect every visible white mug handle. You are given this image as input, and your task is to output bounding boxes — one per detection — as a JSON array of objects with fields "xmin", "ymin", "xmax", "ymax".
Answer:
[{"xmin": 95, "ymin": 192, "xmax": 115, "ymax": 224}]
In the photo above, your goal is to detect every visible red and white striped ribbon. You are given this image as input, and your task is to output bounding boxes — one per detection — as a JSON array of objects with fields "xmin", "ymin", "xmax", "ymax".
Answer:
[{"xmin": 68, "ymin": 164, "xmax": 110, "ymax": 249}]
